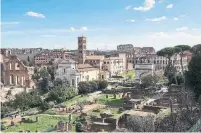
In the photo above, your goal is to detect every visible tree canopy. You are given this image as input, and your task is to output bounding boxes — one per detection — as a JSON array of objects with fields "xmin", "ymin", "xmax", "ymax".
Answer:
[
  {"xmin": 156, "ymin": 47, "xmax": 175, "ymax": 58},
  {"xmin": 186, "ymin": 44, "xmax": 201, "ymax": 99}
]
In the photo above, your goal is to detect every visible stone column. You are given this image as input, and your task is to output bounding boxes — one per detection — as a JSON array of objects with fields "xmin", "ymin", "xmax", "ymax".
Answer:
[
  {"xmin": 10, "ymin": 75, "xmax": 12, "ymax": 85},
  {"xmin": 15, "ymin": 76, "xmax": 17, "ymax": 85},
  {"xmin": 21, "ymin": 76, "xmax": 24, "ymax": 86}
]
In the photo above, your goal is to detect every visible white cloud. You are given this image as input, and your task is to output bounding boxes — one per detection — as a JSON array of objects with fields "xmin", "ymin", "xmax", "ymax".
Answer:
[
  {"xmin": 166, "ymin": 4, "xmax": 173, "ymax": 8},
  {"xmin": 125, "ymin": 6, "xmax": 132, "ymax": 10},
  {"xmin": 26, "ymin": 11, "xmax": 45, "ymax": 18},
  {"xmin": 67, "ymin": 26, "xmax": 88, "ymax": 32},
  {"xmin": 192, "ymin": 28, "xmax": 197, "ymax": 31},
  {"xmin": 176, "ymin": 26, "xmax": 188, "ymax": 31},
  {"xmin": 173, "ymin": 17, "xmax": 179, "ymax": 21},
  {"xmin": 133, "ymin": 0, "xmax": 156, "ymax": 11},
  {"xmin": 146, "ymin": 16, "xmax": 167, "ymax": 21},
  {"xmin": 126, "ymin": 19, "xmax": 135, "ymax": 22},
  {"xmin": 0, "ymin": 22, "xmax": 20, "ymax": 25},
  {"xmin": 80, "ymin": 27, "xmax": 88, "ymax": 31}
]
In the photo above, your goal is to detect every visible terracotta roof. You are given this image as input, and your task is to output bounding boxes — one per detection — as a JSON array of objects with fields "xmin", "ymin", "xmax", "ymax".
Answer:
[
  {"xmin": 55, "ymin": 58, "xmax": 77, "ymax": 64},
  {"xmin": 86, "ymin": 55, "xmax": 105, "ymax": 60},
  {"xmin": 77, "ymin": 64, "xmax": 98, "ymax": 72},
  {"xmin": 105, "ymin": 57, "xmax": 123, "ymax": 60},
  {"xmin": 77, "ymin": 64, "xmax": 94, "ymax": 69}
]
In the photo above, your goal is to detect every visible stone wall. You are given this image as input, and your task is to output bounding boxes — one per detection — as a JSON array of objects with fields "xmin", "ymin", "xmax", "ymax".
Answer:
[
  {"xmin": 142, "ymin": 105, "xmax": 166, "ymax": 114},
  {"xmin": 2, "ymin": 55, "xmax": 34, "ymax": 88}
]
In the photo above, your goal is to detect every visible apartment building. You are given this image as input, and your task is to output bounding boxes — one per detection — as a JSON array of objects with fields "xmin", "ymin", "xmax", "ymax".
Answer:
[{"xmin": 34, "ymin": 51, "xmax": 70, "ymax": 65}]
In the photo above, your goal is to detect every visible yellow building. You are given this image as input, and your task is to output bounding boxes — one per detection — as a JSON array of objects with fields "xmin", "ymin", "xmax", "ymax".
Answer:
[{"xmin": 77, "ymin": 64, "xmax": 100, "ymax": 81}]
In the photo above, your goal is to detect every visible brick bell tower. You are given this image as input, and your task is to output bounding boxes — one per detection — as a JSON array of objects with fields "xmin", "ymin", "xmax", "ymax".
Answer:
[{"xmin": 78, "ymin": 36, "xmax": 87, "ymax": 64}]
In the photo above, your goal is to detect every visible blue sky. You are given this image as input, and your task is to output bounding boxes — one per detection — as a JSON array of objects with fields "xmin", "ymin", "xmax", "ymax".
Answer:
[{"xmin": 1, "ymin": 0, "xmax": 201, "ymax": 50}]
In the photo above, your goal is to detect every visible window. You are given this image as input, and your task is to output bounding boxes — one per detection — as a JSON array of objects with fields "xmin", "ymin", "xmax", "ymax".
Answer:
[
  {"xmin": 72, "ymin": 79, "xmax": 75, "ymax": 86},
  {"xmin": 63, "ymin": 69, "xmax": 66, "ymax": 73},
  {"xmin": 107, "ymin": 62, "xmax": 109, "ymax": 64},
  {"xmin": 104, "ymin": 62, "xmax": 106, "ymax": 64},
  {"xmin": 77, "ymin": 77, "xmax": 79, "ymax": 84},
  {"xmin": 9, "ymin": 63, "xmax": 12, "ymax": 70}
]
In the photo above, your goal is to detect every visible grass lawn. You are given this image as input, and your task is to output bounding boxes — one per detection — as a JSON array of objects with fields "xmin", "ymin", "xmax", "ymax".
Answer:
[
  {"xmin": 97, "ymin": 94, "xmax": 124, "ymax": 107},
  {"xmin": 119, "ymin": 70, "xmax": 135, "ymax": 80},
  {"xmin": 3, "ymin": 115, "xmax": 69, "ymax": 132},
  {"xmin": 64, "ymin": 95, "xmax": 88, "ymax": 107}
]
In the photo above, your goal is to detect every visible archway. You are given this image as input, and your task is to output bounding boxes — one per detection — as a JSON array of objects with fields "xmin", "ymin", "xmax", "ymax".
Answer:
[{"xmin": 10, "ymin": 74, "xmax": 14, "ymax": 85}]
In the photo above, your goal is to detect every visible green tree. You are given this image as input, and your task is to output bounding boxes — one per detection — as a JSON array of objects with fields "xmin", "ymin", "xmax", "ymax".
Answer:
[
  {"xmin": 127, "ymin": 115, "xmax": 155, "ymax": 132},
  {"xmin": 39, "ymin": 101, "xmax": 54, "ymax": 111},
  {"xmin": 89, "ymin": 81, "xmax": 98, "ymax": 92},
  {"xmin": 13, "ymin": 90, "xmax": 42, "ymax": 110},
  {"xmin": 78, "ymin": 82, "xmax": 90, "ymax": 94},
  {"xmin": 39, "ymin": 68, "xmax": 50, "ymax": 79},
  {"xmin": 47, "ymin": 66, "xmax": 55, "ymax": 81},
  {"xmin": 157, "ymin": 47, "xmax": 175, "ymax": 76},
  {"xmin": 46, "ymin": 86, "xmax": 77, "ymax": 103},
  {"xmin": 38, "ymin": 77, "xmax": 50, "ymax": 92},
  {"xmin": 141, "ymin": 74, "xmax": 159, "ymax": 88},
  {"xmin": 174, "ymin": 45, "xmax": 191, "ymax": 74},
  {"xmin": 99, "ymin": 80, "xmax": 108, "ymax": 89},
  {"xmin": 186, "ymin": 44, "xmax": 201, "ymax": 99},
  {"xmin": 54, "ymin": 78, "xmax": 63, "ymax": 87}
]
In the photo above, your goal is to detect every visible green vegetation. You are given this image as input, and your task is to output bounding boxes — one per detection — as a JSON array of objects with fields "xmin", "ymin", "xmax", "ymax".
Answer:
[
  {"xmin": 186, "ymin": 44, "xmax": 201, "ymax": 100},
  {"xmin": 119, "ymin": 70, "xmax": 135, "ymax": 80},
  {"xmin": 64, "ymin": 95, "xmax": 88, "ymax": 107},
  {"xmin": 141, "ymin": 74, "xmax": 160, "ymax": 88},
  {"xmin": 97, "ymin": 94, "xmax": 124, "ymax": 107},
  {"xmin": 3, "ymin": 115, "xmax": 68, "ymax": 132},
  {"xmin": 78, "ymin": 80, "xmax": 108, "ymax": 94}
]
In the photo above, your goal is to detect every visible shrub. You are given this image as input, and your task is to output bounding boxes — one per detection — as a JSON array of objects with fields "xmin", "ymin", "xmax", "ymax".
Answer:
[
  {"xmin": 39, "ymin": 101, "xmax": 54, "ymax": 111},
  {"xmin": 1, "ymin": 124, "xmax": 6, "ymax": 130},
  {"xmin": 99, "ymin": 80, "xmax": 108, "ymax": 90},
  {"xmin": 46, "ymin": 86, "xmax": 77, "ymax": 104},
  {"xmin": 78, "ymin": 80, "xmax": 108, "ymax": 94}
]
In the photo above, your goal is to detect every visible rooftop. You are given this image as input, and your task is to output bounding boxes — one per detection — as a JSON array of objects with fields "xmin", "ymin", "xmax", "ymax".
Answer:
[
  {"xmin": 105, "ymin": 57, "xmax": 123, "ymax": 60},
  {"xmin": 55, "ymin": 58, "xmax": 77, "ymax": 64},
  {"xmin": 86, "ymin": 55, "xmax": 105, "ymax": 60},
  {"xmin": 77, "ymin": 64, "xmax": 98, "ymax": 72}
]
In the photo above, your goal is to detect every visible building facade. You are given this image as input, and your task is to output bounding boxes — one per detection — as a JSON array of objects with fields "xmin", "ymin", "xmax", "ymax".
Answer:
[
  {"xmin": 1, "ymin": 49, "xmax": 35, "ymax": 88},
  {"xmin": 77, "ymin": 64, "xmax": 100, "ymax": 81},
  {"xmin": 34, "ymin": 51, "xmax": 70, "ymax": 65},
  {"xmin": 131, "ymin": 54, "xmax": 189, "ymax": 72},
  {"xmin": 54, "ymin": 59, "xmax": 80, "ymax": 88},
  {"xmin": 117, "ymin": 44, "xmax": 134, "ymax": 52},
  {"xmin": 54, "ymin": 59, "xmax": 107, "ymax": 87},
  {"xmin": 102, "ymin": 57, "xmax": 124, "ymax": 77}
]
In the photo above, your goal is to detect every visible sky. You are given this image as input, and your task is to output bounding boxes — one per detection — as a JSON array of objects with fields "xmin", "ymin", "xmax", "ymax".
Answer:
[{"xmin": 1, "ymin": 0, "xmax": 201, "ymax": 50}]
